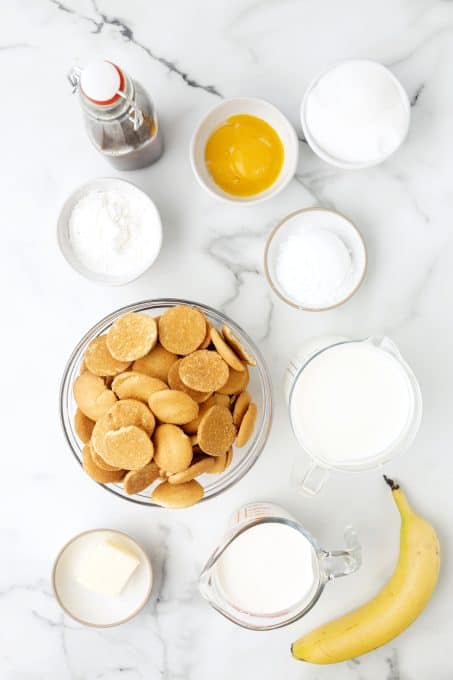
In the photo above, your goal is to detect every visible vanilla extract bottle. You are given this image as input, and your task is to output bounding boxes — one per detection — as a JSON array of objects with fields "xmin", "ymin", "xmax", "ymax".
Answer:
[{"xmin": 68, "ymin": 60, "xmax": 164, "ymax": 171}]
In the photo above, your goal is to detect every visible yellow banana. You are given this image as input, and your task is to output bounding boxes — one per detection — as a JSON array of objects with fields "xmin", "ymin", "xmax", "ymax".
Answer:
[{"xmin": 292, "ymin": 476, "xmax": 440, "ymax": 664}]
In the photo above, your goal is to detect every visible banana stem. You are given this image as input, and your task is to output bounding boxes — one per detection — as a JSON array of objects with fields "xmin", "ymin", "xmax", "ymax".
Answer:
[
  {"xmin": 383, "ymin": 475, "xmax": 400, "ymax": 491},
  {"xmin": 384, "ymin": 475, "xmax": 415, "ymax": 518}
]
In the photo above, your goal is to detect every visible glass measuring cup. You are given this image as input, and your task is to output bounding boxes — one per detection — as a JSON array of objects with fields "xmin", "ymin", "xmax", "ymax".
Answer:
[
  {"xmin": 199, "ymin": 502, "xmax": 361, "ymax": 630},
  {"xmin": 285, "ymin": 336, "xmax": 423, "ymax": 494}
]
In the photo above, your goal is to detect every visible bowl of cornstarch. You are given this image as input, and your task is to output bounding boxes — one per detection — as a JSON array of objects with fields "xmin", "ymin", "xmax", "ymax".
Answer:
[
  {"xmin": 264, "ymin": 208, "xmax": 367, "ymax": 311},
  {"xmin": 57, "ymin": 178, "xmax": 162, "ymax": 285}
]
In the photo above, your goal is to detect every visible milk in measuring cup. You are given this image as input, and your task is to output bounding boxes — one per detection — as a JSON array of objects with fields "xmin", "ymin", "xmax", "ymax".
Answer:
[
  {"xmin": 290, "ymin": 341, "xmax": 415, "ymax": 465},
  {"xmin": 200, "ymin": 502, "xmax": 361, "ymax": 629},
  {"xmin": 215, "ymin": 522, "xmax": 317, "ymax": 615}
]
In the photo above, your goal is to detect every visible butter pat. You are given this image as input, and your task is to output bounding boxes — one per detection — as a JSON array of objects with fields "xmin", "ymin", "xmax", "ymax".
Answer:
[{"xmin": 76, "ymin": 540, "xmax": 140, "ymax": 597}]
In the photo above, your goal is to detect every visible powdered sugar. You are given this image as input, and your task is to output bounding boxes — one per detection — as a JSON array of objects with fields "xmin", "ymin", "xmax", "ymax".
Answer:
[{"xmin": 68, "ymin": 186, "xmax": 160, "ymax": 279}]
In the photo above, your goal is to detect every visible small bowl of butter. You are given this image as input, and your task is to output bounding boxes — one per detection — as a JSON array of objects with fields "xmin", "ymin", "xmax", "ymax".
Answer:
[
  {"xmin": 52, "ymin": 529, "xmax": 153, "ymax": 627},
  {"xmin": 190, "ymin": 97, "xmax": 299, "ymax": 204}
]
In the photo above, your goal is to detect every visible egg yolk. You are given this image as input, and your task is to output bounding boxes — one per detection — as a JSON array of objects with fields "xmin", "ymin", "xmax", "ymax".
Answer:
[{"xmin": 205, "ymin": 114, "xmax": 284, "ymax": 197}]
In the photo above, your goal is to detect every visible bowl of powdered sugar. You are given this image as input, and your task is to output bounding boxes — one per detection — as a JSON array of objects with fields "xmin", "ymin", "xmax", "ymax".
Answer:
[
  {"xmin": 264, "ymin": 207, "xmax": 367, "ymax": 311},
  {"xmin": 57, "ymin": 178, "xmax": 162, "ymax": 285}
]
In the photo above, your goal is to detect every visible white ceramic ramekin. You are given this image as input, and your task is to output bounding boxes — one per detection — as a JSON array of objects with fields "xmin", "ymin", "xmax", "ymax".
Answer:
[
  {"xmin": 264, "ymin": 207, "xmax": 367, "ymax": 311},
  {"xmin": 190, "ymin": 97, "xmax": 299, "ymax": 205},
  {"xmin": 300, "ymin": 60, "xmax": 411, "ymax": 169},
  {"xmin": 57, "ymin": 177, "xmax": 162, "ymax": 285},
  {"xmin": 52, "ymin": 529, "xmax": 153, "ymax": 627}
]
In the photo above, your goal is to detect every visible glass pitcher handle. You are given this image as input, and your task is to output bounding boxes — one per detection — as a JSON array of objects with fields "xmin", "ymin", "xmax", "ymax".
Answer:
[
  {"xmin": 299, "ymin": 462, "xmax": 330, "ymax": 495},
  {"xmin": 320, "ymin": 526, "xmax": 362, "ymax": 580}
]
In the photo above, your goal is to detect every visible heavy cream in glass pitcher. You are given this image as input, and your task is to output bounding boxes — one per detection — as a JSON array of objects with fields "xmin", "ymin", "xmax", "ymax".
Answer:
[
  {"xmin": 199, "ymin": 502, "xmax": 361, "ymax": 630},
  {"xmin": 285, "ymin": 336, "xmax": 422, "ymax": 494}
]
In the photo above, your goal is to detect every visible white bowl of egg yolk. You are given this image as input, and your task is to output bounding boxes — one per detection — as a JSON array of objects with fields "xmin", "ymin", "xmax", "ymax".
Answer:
[{"xmin": 190, "ymin": 97, "xmax": 299, "ymax": 204}]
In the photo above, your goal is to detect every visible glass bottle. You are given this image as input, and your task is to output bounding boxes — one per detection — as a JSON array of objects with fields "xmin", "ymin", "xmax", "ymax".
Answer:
[{"xmin": 68, "ymin": 60, "xmax": 164, "ymax": 171}]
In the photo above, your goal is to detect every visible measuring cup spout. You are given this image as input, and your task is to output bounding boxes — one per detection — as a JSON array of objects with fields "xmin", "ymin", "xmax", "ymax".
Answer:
[
  {"xmin": 198, "ymin": 533, "xmax": 236, "ymax": 606},
  {"xmin": 367, "ymin": 335, "xmax": 403, "ymax": 359}
]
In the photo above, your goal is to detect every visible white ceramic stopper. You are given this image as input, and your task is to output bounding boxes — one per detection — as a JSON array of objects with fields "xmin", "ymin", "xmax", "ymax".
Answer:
[{"xmin": 80, "ymin": 60, "xmax": 121, "ymax": 102}]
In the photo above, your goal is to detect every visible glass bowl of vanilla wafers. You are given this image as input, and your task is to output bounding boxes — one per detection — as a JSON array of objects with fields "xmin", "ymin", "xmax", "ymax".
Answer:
[{"xmin": 60, "ymin": 299, "xmax": 272, "ymax": 508}]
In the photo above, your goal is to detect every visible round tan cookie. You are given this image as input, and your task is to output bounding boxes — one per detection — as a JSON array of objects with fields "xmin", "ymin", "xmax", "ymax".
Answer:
[
  {"xmin": 217, "ymin": 364, "xmax": 249, "ymax": 395},
  {"xmin": 210, "ymin": 327, "xmax": 245, "ymax": 372},
  {"xmin": 112, "ymin": 371, "xmax": 168, "ymax": 402},
  {"xmin": 236, "ymin": 402, "xmax": 257, "ymax": 447},
  {"xmin": 82, "ymin": 443, "xmax": 125, "ymax": 484},
  {"xmin": 221, "ymin": 325, "xmax": 257, "ymax": 366},
  {"xmin": 207, "ymin": 452, "xmax": 227, "ymax": 474},
  {"xmin": 179, "ymin": 350, "xmax": 229, "ymax": 392},
  {"xmin": 198, "ymin": 405, "xmax": 236, "ymax": 456},
  {"xmin": 90, "ymin": 447, "xmax": 121, "ymax": 472},
  {"xmin": 168, "ymin": 456, "xmax": 215, "ymax": 484},
  {"xmin": 107, "ymin": 313, "xmax": 158, "ymax": 362},
  {"xmin": 148, "ymin": 390, "xmax": 199, "ymax": 425},
  {"xmin": 153, "ymin": 424, "xmax": 193, "ymax": 473},
  {"xmin": 110, "ymin": 371, "xmax": 133, "ymax": 392},
  {"xmin": 105, "ymin": 399, "xmax": 155, "ymax": 433},
  {"xmin": 84, "ymin": 335, "xmax": 131, "ymax": 377},
  {"xmin": 132, "ymin": 344, "xmax": 178, "ymax": 382},
  {"xmin": 181, "ymin": 393, "xmax": 231, "ymax": 434},
  {"xmin": 212, "ymin": 393, "xmax": 231, "ymax": 408},
  {"xmin": 168, "ymin": 360, "xmax": 212, "ymax": 403},
  {"xmin": 232, "ymin": 391, "xmax": 252, "ymax": 427},
  {"xmin": 152, "ymin": 479, "xmax": 204, "ymax": 508},
  {"xmin": 208, "ymin": 447, "xmax": 233, "ymax": 474},
  {"xmin": 123, "ymin": 462, "xmax": 160, "ymax": 495},
  {"xmin": 158, "ymin": 305, "xmax": 206, "ymax": 355},
  {"xmin": 103, "ymin": 426, "xmax": 154, "ymax": 470},
  {"xmin": 225, "ymin": 447, "xmax": 233, "ymax": 469},
  {"xmin": 73, "ymin": 372, "xmax": 117, "ymax": 421},
  {"xmin": 74, "ymin": 409, "xmax": 95, "ymax": 444},
  {"xmin": 91, "ymin": 399, "xmax": 155, "ymax": 459},
  {"xmin": 199, "ymin": 320, "xmax": 212, "ymax": 350}
]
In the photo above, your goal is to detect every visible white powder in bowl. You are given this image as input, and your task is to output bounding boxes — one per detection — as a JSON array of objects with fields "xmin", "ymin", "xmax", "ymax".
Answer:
[
  {"xmin": 275, "ymin": 225, "xmax": 353, "ymax": 308},
  {"xmin": 68, "ymin": 187, "xmax": 160, "ymax": 278},
  {"xmin": 304, "ymin": 61, "xmax": 410, "ymax": 165}
]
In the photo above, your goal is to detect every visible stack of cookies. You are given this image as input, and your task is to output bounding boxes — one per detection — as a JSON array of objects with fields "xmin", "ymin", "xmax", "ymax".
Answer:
[{"xmin": 73, "ymin": 305, "xmax": 258, "ymax": 508}]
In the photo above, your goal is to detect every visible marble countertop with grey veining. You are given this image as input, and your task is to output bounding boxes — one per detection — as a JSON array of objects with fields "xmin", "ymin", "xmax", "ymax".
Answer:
[{"xmin": 2, "ymin": 1, "xmax": 453, "ymax": 678}]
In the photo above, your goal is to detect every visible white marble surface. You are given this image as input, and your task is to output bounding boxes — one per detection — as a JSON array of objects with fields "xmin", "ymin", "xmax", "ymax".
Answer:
[{"xmin": 2, "ymin": 1, "xmax": 452, "ymax": 678}]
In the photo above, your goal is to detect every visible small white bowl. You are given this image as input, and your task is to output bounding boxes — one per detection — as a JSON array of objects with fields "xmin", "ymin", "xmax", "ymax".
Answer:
[
  {"xmin": 52, "ymin": 529, "xmax": 153, "ymax": 627},
  {"xmin": 57, "ymin": 178, "xmax": 162, "ymax": 285},
  {"xmin": 264, "ymin": 207, "xmax": 367, "ymax": 311},
  {"xmin": 301, "ymin": 60, "xmax": 411, "ymax": 169},
  {"xmin": 190, "ymin": 97, "xmax": 299, "ymax": 205}
]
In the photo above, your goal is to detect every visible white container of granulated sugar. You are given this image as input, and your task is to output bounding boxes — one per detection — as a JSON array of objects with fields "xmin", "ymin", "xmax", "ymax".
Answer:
[{"xmin": 301, "ymin": 60, "xmax": 411, "ymax": 169}]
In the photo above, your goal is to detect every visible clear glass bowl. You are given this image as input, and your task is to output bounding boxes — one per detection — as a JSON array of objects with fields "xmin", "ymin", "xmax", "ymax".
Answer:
[{"xmin": 60, "ymin": 298, "xmax": 273, "ymax": 507}]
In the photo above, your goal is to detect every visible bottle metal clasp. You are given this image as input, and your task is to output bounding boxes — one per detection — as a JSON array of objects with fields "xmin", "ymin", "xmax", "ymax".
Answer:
[{"xmin": 67, "ymin": 66, "xmax": 82, "ymax": 94}]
